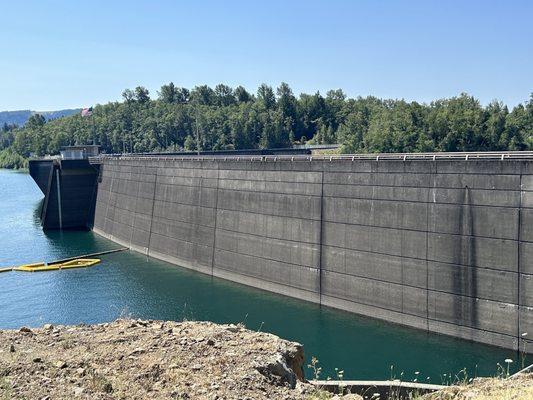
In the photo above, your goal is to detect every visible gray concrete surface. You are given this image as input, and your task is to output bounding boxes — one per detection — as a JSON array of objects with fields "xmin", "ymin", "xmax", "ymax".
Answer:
[{"xmin": 92, "ymin": 157, "xmax": 533, "ymax": 351}]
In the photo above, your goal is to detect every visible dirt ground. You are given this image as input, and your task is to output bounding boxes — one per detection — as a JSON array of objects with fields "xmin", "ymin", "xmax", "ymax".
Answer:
[{"xmin": 0, "ymin": 319, "xmax": 322, "ymax": 400}]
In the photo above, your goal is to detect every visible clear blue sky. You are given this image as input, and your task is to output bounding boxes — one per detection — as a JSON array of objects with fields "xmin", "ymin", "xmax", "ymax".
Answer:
[{"xmin": 1, "ymin": 0, "xmax": 531, "ymax": 111}]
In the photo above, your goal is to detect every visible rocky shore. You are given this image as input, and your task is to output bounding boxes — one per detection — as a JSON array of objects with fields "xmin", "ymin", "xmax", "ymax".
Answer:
[
  {"xmin": 0, "ymin": 319, "xmax": 322, "ymax": 400},
  {"xmin": 1, "ymin": 319, "xmax": 531, "ymax": 400}
]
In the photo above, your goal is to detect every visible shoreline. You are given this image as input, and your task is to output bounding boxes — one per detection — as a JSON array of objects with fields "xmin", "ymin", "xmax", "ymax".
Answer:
[{"xmin": 1, "ymin": 319, "xmax": 531, "ymax": 399}]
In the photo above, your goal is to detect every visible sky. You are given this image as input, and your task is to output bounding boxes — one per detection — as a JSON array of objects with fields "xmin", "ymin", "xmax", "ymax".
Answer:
[{"xmin": 0, "ymin": 0, "xmax": 531, "ymax": 111}]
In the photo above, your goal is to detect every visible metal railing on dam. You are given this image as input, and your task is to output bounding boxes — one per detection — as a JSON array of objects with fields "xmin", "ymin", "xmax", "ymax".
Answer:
[
  {"xmin": 87, "ymin": 152, "xmax": 532, "ymax": 352},
  {"xmin": 90, "ymin": 150, "xmax": 533, "ymax": 163}
]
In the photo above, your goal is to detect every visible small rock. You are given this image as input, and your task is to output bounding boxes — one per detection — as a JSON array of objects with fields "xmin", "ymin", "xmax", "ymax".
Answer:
[
  {"xmin": 103, "ymin": 382, "xmax": 113, "ymax": 393},
  {"xmin": 226, "ymin": 324, "xmax": 240, "ymax": 333},
  {"xmin": 33, "ymin": 357, "xmax": 43, "ymax": 363},
  {"xmin": 76, "ymin": 367, "xmax": 86, "ymax": 376},
  {"xmin": 43, "ymin": 324, "xmax": 54, "ymax": 331},
  {"xmin": 131, "ymin": 347, "xmax": 145, "ymax": 355},
  {"xmin": 19, "ymin": 326, "xmax": 32, "ymax": 334},
  {"xmin": 171, "ymin": 328, "xmax": 181, "ymax": 336},
  {"xmin": 207, "ymin": 339, "xmax": 215, "ymax": 346},
  {"xmin": 55, "ymin": 360, "xmax": 68, "ymax": 369},
  {"xmin": 191, "ymin": 364, "xmax": 202, "ymax": 371},
  {"xmin": 9, "ymin": 344, "xmax": 15, "ymax": 353},
  {"xmin": 73, "ymin": 387, "xmax": 85, "ymax": 396}
]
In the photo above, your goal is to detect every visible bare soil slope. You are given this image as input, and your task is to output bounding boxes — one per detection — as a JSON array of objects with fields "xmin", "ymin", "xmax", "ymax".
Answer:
[{"xmin": 0, "ymin": 319, "xmax": 315, "ymax": 399}]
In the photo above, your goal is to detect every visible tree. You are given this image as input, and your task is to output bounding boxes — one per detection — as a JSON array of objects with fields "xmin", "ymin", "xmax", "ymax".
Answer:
[
  {"xmin": 325, "ymin": 89, "xmax": 347, "ymax": 130},
  {"xmin": 338, "ymin": 107, "xmax": 369, "ymax": 153},
  {"xmin": 260, "ymin": 111, "xmax": 291, "ymax": 148},
  {"xmin": 503, "ymin": 95, "xmax": 531, "ymax": 150},
  {"xmin": 214, "ymin": 84, "xmax": 236, "ymax": 106},
  {"xmin": 159, "ymin": 82, "xmax": 177, "ymax": 104},
  {"xmin": 298, "ymin": 92, "xmax": 326, "ymax": 140},
  {"xmin": 484, "ymin": 100, "xmax": 508, "ymax": 150},
  {"xmin": 122, "ymin": 89, "xmax": 135, "ymax": 103},
  {"xmin": 257, "ymin": 84, "xmax": 276, "ymax": 110},
  {"xmin": 26, "ymin": 114, "xmax": 46, "ymax": 130},
  {"xmin": 277, "ymin": 82, "xmax": 297, "ymax": 119},
  {"xmin": 234, "ymin": 86, "xmax": 252, "ymax": 103},
  {"xmin": 190, "ymin": 85, "xmax": 215, "ymax": 105},
  {"xmin": 184, "ymin": 135, "xmax": 196, "ymax": 151},
  {"xmin": 134, "ymin": 86, "xmax": 150, "ymax": 103},
  {"xmin": 175, "ymin": 87, "xmax": 190, "ymax": 104}
]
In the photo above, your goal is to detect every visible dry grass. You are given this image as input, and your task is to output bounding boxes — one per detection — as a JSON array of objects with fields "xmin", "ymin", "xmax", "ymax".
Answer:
[{"xmin": 422, "ymin": 373, "xmax": 533, "ymax": 400}]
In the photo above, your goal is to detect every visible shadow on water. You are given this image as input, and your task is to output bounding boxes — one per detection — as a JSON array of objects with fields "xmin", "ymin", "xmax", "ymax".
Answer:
[
  {"xmin": 32, "ymin": 198, "xmax": 44, "ymax": 225},
  {"xmin": 32, "ymin": 199, "xmax": 114, "ymax": 262}
]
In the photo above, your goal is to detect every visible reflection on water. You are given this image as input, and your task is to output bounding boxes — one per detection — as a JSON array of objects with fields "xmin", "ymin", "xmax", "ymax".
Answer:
[{"xmin": 0, "ymin": 169, "xmax": 523, "ymax": 381}]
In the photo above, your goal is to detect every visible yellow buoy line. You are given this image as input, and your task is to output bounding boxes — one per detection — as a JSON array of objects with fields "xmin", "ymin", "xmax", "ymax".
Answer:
[
  {"xmin": 14, "ymin": 258, "xmax": 101, "ymax": 272},
  {"xmin": 0, "ymin": 247, "xmax": 128, "ymax": 274}
]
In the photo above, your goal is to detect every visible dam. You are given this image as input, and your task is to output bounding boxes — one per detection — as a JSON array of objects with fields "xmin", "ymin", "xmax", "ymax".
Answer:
[{"xmin": 28, "ymin": 151, "xmax": 533, "ymax": 352}]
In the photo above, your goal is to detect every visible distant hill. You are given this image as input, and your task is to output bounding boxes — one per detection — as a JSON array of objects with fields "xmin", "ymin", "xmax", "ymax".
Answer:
[{"xmin": 0, "ymin": 109, "xmax": 80, "ymax": 127}]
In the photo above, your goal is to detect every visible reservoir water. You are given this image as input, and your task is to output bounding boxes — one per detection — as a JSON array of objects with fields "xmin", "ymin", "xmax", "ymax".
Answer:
[{"xmin": 0, "ymin": 169, "xmax": 523, "ymax": 382}]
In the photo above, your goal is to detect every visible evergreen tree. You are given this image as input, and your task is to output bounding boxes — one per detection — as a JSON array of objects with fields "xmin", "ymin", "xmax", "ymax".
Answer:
[
  {"xmin": 257, "ymin": 84, "xmax": 276, "ymax": 110},
  {"xmin": 159, "ymin": 82, "xmax": 177, "ymax": 104}
]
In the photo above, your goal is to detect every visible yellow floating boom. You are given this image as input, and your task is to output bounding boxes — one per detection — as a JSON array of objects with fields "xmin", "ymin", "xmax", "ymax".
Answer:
[{"xmin": 14, "ymin": 258, "xmax": 100, "ymax": 272}]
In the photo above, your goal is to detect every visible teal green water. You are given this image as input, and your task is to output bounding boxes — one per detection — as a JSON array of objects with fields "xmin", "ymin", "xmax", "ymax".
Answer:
[{"xmin": 0, "ymin": 169, "xmax": 523, "ymax": 382}]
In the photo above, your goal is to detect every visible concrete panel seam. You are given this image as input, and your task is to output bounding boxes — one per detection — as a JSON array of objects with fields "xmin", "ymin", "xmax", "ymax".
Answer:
[
  {"xmin": 151, "ymin": 196, "xmax": 321, "ymax": 222},
  {"xmin": 425, "ymin": 169, "xmax": 436, "ymax": 330},
  {"xmin": 518, "ymin": 171, "xmax": 523, "ymax": 341},
  {"xmin": 318, "ymin": 171, "xmax": 325, "ymax": 305},
  {"xmin": 321, "ymin": 243, "xmax": 516, "ymax": 274},
  {"xmin": 322, "ymin": 219, "xmax": 520, "ymax": 242},
  {"xmin": 211, "ymin": 166, "xmax": 220, "ymax": 276},
  {"xmin": 213, "ymin": 246, "xmax": 318, "ymax": 271},
  {"xmin": 129, "ymin": 172, "xmax": 142, "ymax": 247},
  {"xmin": 213, "ymin": 264, "xmax": 318, "ymax": 296},
  {"xmin": 158, "ymin": 181, "xmax": 323, "ymax": 198},
  {"xmin": 146, "ymin": 169, "xmax": 158, "ymax": 257},
  {"xmin": 323, "ymin": 194, "xmax": 520, "ymax": 209}
]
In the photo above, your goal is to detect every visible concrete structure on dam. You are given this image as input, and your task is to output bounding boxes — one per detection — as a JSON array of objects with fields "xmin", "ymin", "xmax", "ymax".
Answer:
[
  {"xmin": 29, "ymin": 157, "xmax": 99, "ymax": 229},
  {"xmin": 85, "ymin": 152, "xmax": 533, "ymax": 352}
]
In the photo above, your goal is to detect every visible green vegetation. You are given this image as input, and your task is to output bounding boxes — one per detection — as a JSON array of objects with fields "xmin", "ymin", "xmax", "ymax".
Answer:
[
  {"xmin": 1, "ymin": 83, "xmax": 532, "ymax": 169},
  {"xmin": 0, "ymin": 109, "xmax": 80, "ymax": 127},
  {"xmin": 0, "ymin": 149, "xmax": 27, "ymax": 169}
]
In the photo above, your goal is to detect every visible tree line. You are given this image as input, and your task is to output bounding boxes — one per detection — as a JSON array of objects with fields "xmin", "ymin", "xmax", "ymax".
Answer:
[{"xmin": 1, "ymin": 82, "xmax": 532, "ymax": 168}]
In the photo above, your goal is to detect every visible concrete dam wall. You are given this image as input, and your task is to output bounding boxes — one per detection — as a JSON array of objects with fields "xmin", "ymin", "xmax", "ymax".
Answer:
[{"xmin": 92, "ymin": 156, "xmax": 533, "ymax": 351}]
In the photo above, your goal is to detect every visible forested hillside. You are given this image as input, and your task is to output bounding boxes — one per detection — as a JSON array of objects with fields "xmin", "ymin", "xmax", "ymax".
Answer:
[
  {"xmin": 0, "ymin": 83, "xmax": 531, "ymax": 169},
  {"xmin": 0, "ymin": 109, "xmax": 80, "ymax": 127}
]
